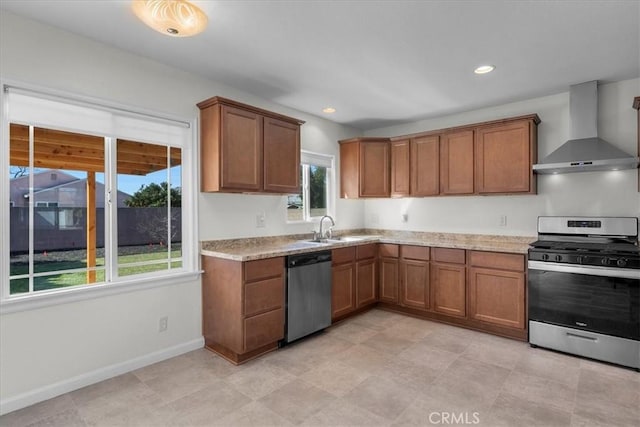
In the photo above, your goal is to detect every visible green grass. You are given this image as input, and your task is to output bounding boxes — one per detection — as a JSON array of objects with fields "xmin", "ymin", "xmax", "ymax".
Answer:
[{"xmin": 10, "ymin": 246, "xmax": 182, "ymax": 295}]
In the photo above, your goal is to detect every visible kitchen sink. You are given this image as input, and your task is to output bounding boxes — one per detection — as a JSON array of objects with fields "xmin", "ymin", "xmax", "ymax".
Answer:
[
  {"xmin": 332, "ymin": 236, "xmax": 371, "ymax": 242},
  {"xmin": 305, "ymin": 235, "xmax": 379, "ymax": 244},
  {"xmin": 286, "ymin": 240, "xmax": 329, "ymax": 249}
]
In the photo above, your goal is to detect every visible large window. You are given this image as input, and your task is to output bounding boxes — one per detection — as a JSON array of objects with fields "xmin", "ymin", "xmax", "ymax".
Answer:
[
  {"xmin": 287, "ymin": 151, "xmax": 334, "ymax": 222},
  {"xmin": 2, "ymin": 86, "xmax": 194, "ymax": 301}
]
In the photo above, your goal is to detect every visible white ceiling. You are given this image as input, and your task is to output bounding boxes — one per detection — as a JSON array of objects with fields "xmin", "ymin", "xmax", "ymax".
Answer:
[{"xmin": 1, "ymin": 1, "xmax": 639, "ymax": 130}]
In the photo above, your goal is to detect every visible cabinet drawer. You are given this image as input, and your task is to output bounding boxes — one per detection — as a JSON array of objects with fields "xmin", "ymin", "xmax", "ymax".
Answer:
[
  {"xmin": 244, "ymin": 308, "xmax": 284, "ymax": 351},
  {"xmin": 244, "ymin": 257, "xmax": 284, "ymax": 282},
  {"xmin": 401, "ymin": 245, "xmax": 430, "ymax": 261},
  {"xmin": 432, "ymin": 247, "xmax": 465, "ymax": 264},
  {"xmin": 469, "ymin": 251, "xmax": 524, "ymax": 272},
  {"xmin": 356, "ymin": 244, "xmax": 377, "ymax": 260},
  {"xmin": 379, "ymin": 243, "xmax": 399, "ymax": 258},
  {"xmin": 244, "ymin": 277, "xmax": 284, "ymax": 317},
  {"xmin": 333, "ymin": 247, "xmax": 356, "ymax": 265}
]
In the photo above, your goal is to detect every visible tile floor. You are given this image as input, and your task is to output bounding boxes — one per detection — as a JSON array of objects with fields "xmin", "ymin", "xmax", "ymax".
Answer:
[{"xmin": 2, "ymin": 309, "xmax": 639, "ymax": 426}]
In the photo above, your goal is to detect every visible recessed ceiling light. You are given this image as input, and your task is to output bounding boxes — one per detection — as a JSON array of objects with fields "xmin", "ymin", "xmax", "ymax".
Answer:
[
  {"xmin": 322, "ymin": 107, "xmax": 336, "ymax": 114},
  {"xmin": 132, "ymin": 0, "xmax": 208, "ymax": 37},
  {"xmin": 474, "ymin": 65, "xmax": 495, "ymax": 75}
]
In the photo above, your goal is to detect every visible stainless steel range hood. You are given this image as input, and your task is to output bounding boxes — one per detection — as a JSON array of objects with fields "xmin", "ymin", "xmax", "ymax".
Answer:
[{"xmin": 533, "ymin": 81, "xmax": 639, "ymax": 174}]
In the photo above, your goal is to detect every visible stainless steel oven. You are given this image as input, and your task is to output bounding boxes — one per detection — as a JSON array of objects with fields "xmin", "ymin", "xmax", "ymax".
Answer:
[{"xmin": 527, "ymin": 217, "xmax": 640, "ymax": 369}]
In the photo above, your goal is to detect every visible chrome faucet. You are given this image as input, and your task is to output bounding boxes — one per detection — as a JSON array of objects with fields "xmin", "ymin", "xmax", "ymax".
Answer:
[{"xmin": 318, "ymin": 215, "xmax": 335, "ymax": 240}]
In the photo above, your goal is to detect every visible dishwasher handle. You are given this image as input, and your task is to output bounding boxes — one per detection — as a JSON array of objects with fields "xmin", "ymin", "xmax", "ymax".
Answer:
[{"xmin": 287, "ymin": 251, "xmax": 332, "ymax": 268}]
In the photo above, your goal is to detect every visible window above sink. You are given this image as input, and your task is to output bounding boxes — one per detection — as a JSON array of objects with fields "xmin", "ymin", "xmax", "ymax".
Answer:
[{"xmin": 286, "ymin": 151, "xmax": 335, "ymax": 224}]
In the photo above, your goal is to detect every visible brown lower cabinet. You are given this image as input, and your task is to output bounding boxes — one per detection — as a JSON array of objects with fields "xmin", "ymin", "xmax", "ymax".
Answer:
[
  {"xmin": 356, "ymin": 244, "xmax": 378, "ymax": 307},
  {"xmin": 202, "ymin": 256, "xmax": 285, "ymax": 364},
  {"xmin": 430, "ymin": 248, "xmax": 466, "ymax": 317},
  {"xmin": 203, "ymin": 243, "xmax": 528, "ymax": 366},
  {"xmin": 380, "ymin": 245, "xmax": 527, "ymax": 340},
  {"xmin": 331, "ymin": 247, "xmax": 357, "ymax": 320},
  {"xmin": 399, "ymin": 245, "xmax": 430, "ymax": 310},
  {"xmin": 379, "ymin": 244, "xmax": 399, "ymax": 303},
  {"xmin": 331, "ymin": 244, "xmax": 378, "ymax": 321},
  {"xmin": 468, "ymin": 251, "xmax": 526, "ymax": 330}
]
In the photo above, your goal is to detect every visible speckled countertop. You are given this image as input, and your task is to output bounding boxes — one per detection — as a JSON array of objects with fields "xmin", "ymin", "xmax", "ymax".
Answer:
[{"xmin": 201, "ymin": 229, "xmax": 535, "ymax": 261}]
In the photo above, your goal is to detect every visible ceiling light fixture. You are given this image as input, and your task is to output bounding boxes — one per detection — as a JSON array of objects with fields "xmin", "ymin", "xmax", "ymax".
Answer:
[
  {"xmin": 322, "ymin": 107, "xmax": 336, "ymax": 114},
  {"xmin": 132, "ymin": 0, "xmax": 208, "ymax": 37},
  {"xmin": 474, "ymin": 65, "xmax": 495, "ymax": 75}
]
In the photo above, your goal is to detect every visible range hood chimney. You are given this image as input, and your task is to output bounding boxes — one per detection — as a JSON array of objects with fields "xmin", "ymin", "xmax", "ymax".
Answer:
[{"xmin": 532, "ymin": 81, "xmax": 639, "ymax": 174}]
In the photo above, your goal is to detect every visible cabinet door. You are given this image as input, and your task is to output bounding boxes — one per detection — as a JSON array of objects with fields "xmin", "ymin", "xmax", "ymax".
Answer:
[
  {"xmin": 411, "ymin": 135, "xmax": 439, "ymax": 196},
  {"xmin": 440, "ymin": 130, "xmax": 474, "ymax": 195},
  {"xmin": 244, "ymin": 277, "xmax": 284, "ymax": 317},
  {"xmin": 263, "ymin": 117, "xmax": 300, "ymax": 193},
  {"xmin": 400, "ymin": 259, "xmax": 429, "ymax": 310},
  {"xmin": 332, "ymin": 263, "xmax": 356, "ymax": 319},
  {"xmin": 220, "ymin": 105, "xmax": 263, "ymax": 191},
  {"xmin": 431, "ymin": 263, "xmax": 466, "ymax": 317},
  {"xmin": 360, "ymin": 142, "xmax": 390, "ymax": 197},
  {"xmin": 379, "ymin": 257, "xmax": 399, "ymax": 303},
  {"xmin": 356, "ymin": 258, "xmax": 377, "ymax": 307},
  {"xmin": 469, "ymin": 267, "xmax": 525, "ymax": 329},
  {"xmin": 340, "ymin": 142, "xmax": 359, "ymax": 199},
  {"xmin": 244, "ymin": 308, "xmax": 284, "ymax": 351},
  {"xmin": 475, "ymin": 121, "xmax": 533, "ymax": 193},
  {"xmin": 391, "ymin": 139, "xmax": 410, "ymax": 197}
]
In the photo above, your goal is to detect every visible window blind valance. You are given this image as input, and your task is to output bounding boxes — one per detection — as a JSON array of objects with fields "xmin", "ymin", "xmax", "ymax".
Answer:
[
  {"xmin": 5, "ymin": 86, "xmax": 190, "ymax": 147},
  {"xmin": 301, "ymin": 150, "xmax": 334, "ymax": 168}
]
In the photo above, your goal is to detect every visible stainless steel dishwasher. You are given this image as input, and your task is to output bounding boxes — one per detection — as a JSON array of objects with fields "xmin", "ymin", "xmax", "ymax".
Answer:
[{"xmin": 284, "ymin": 251, "xmax": 332, "ymax": 344}]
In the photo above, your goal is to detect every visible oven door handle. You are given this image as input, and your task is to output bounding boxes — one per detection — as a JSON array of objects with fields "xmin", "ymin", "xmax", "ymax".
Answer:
[{"xmin": 528, "ymin": 261, "xmax": 640, "ymax": 280}]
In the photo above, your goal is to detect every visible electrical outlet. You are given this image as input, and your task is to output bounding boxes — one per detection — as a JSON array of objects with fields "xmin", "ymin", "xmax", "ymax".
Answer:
[
  {"xmin": 499, "ymin": 215, "xmax": 507, "ymax": 227},
  {"xmin": 401, "ymin": 213, "xmax": 409, "ymax": 223},
  {"xmin": 256, "ymin": 212, "xmax": 266, "ymax": 228},
  {"xmin": 159, "ymin": 316, "xmax": 168, "ymax": 332}
]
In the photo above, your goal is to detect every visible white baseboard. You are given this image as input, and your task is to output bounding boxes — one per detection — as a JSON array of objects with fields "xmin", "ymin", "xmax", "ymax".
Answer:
[{"xmin": 0, "ymin": 337, "xmax": 204, "ymax": 416}]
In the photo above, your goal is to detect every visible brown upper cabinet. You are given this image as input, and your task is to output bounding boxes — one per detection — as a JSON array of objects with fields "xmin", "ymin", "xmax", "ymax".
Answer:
[
  {"xmin": 339, "ymin": 137, "xmax": 390, "ymax": 198},
  {"xmin": 475, "ymin": 117, "xmax": 539, "ymax": 194},
  {"xmin": 411, "ymin": 135, "xmax": 440, "ymax": 196},
  {"xmin": 390, "ymin": 135, "xmax": 440, "ymax": 197},
  {"xmin": 391, "ymin": 139, "xmax": 410, "ymax": 197},
  {"xmin": 440, "ymin": 130, "xmax": 475, "ymax": 195},
  {"xmin": 341, "ymin": 114, "xmax": 540, "ymax": 199},
  {"xmin": 198, "ymin": 96, "xmax": 304, "ymax": 194}
]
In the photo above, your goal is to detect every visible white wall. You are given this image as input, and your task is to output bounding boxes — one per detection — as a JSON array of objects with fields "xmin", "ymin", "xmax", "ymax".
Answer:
[
  {"xmin": 363, "ymin": 79, "xmax": 640, "ymax": 236},
  {"xmin": 0, "ymin": 11, "xmax": 361, "ymax": 412}
]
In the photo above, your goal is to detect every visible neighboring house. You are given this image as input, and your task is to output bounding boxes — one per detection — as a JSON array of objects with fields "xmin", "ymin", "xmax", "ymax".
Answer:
[
  {"xmin": 8, "ymin": 169, "xmax": 165, "ymax": 252},
  {"xmin": 9, "ymin": 169, "xmax": 130, "ymax": 208}
]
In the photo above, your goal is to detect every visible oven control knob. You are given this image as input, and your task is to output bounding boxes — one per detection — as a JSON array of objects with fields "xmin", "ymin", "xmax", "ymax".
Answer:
[
  {"xmin": 554, "ymin": 255, "xmax": 562, "ymax": 262},
  {"xmin": 601, "ymin": 257, "xmax": 609, "ymax": 266},
  {"xmin": 576, "ymin": 256, "xmax": 584, "ymax": 264},
  {"xmin": 541, "ymin": 254, "xmax": 549, "ymax": 261},
  {"xmin": 617, "ymin": 258, "xmax": 627, "ymax": 267}
]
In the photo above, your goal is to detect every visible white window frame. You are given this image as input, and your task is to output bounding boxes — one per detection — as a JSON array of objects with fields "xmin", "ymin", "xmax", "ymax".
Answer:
[
  {"xmin": 287, "ymin": 150, "xmax": 335, "ymax": 223},
  {"xmin": 0, "ymin": 81, "xmax": 200, "ymax": 313}
]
